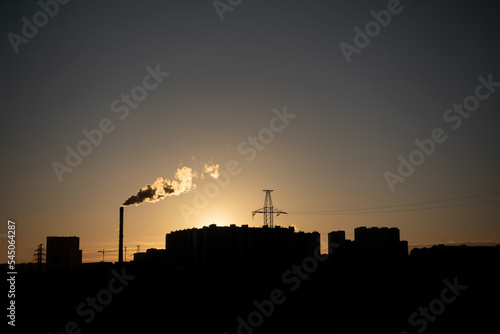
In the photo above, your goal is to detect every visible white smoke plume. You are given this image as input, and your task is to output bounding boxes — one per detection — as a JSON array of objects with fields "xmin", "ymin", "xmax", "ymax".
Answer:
[
  {"xmin": 203, "ymin": 163, "xmax": 219, "ymax": 179},
  {"xmin": 122, "ymin": 163, "xmax": 219, "ymax": 206}
]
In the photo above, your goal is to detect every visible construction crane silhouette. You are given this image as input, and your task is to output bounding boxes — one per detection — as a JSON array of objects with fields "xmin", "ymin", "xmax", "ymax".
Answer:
[
  {"xmin": 98, "ymin": 249, "xmax": 106, "ymax": 262},
  {"xmin": 98, "ymin": 249, "xmax": 118, "ymax": 262},
  {"xmin": 252, "ymin": 190, "xmax": 287, "ymax": 228}
]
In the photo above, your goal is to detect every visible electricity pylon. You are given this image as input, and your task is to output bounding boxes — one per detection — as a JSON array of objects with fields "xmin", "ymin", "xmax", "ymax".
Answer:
[
  {"xmin": 33, "ymin": 244, "xmax": 45, "ymax": 264},
  {"xmin": 252, "ymin": 190, "xmax": 287, "ymax": 228}
]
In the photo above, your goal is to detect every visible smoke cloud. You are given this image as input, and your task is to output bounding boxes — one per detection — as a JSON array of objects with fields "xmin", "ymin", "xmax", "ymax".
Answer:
[
  {"xmin": 203, "ymin": 163, "xmax": 219, "ymax": 179},
  {"xmin": 123, "ymin": 167, "xmax": 195, "ymax": 206},
  {"xmin": 122, "ymin": 163, "xmax": 219, "ymax": 206}
]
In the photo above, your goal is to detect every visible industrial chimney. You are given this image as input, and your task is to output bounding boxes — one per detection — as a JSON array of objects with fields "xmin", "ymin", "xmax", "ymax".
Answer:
[{"xmin": 119, "ymin": 206, "xmax": 124, "ymax": 263}]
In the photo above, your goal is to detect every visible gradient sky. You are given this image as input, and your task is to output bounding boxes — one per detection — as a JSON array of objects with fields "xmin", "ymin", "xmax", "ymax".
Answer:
[{"xmin": 1, "ymin": 0, "xmax": 499, "ymax": 263}]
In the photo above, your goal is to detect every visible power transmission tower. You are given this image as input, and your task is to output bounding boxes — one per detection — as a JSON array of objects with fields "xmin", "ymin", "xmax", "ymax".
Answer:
[
  {"xmin": 33, "ymin": 244, "xmax": 45, "ymax": 264},
  {"xmin": 252, "ymin": 190, "xmax": 287, "ymax": 228}
]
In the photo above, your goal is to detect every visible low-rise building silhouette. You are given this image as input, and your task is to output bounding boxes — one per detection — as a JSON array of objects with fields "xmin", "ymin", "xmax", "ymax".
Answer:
[
  {"xmin": 133, "ymin": 248, "xmax": 168, "ymax": 264},
  {"xmin": 328, "ymin": 227, "xmax": 408, "ymax": 258},
  {"xmin": 410, "ymin": 244, "xmax": 500, "ymax": 258}
]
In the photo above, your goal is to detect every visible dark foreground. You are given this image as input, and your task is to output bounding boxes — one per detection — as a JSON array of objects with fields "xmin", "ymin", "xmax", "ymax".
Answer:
[{"xmin": 5, "ymin": 254, "xmax": 500, "ymax": 334}]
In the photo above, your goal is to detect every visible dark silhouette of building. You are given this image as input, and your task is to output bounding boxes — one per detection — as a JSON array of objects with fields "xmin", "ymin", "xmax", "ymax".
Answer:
[
  {"xmin": 328, "ymin": 226, "xmax": 408, "ymax": 258},
  {"xmin": 133, "ymin": 248, "xmax": 168, "ymax": 264},
  {"xmin": 328, "ymin": 230, "xmax": 345, "ymax": 245},
  {"xmin": 410, "ymin": 243, "xmax": 500, "ymax": 258},
  {"xmin": 354, "ymin": 226, "xmax": 408, "ymax": 257},
  {"xmin": 163, "ymin": 224, "xmax": 320, "ymax": 267},
  {"xmin": 46, "ymin": 236, "xmax": 82, "ymax": 270}
]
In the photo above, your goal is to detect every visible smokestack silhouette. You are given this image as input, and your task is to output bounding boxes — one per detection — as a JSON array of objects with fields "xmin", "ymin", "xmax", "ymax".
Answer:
[
  {"xmin": 119, "ymin": 164, "xmax": 219, "ymax": 260},
  {"xmin": 119, "ymin": 207, "xmax": 123, "ymax": 263}
]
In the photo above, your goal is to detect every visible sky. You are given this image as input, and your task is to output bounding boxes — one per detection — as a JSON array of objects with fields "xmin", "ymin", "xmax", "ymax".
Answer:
[{"xmin": 1, "ymin": 0, "xmax": 499, "ymax": 263}]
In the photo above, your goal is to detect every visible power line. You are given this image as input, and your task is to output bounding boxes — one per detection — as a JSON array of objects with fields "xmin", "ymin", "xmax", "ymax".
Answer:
[
  {"xmin": 290, "ymin": 192, "xmax": 500, "ymax": 216},
  {"xmin": 233, "ymin": 192, "xmax": 263, "ymax": 226},
  {"xmin": 294, "ymin": 199, "xmax": 500, "ymax": 215}
]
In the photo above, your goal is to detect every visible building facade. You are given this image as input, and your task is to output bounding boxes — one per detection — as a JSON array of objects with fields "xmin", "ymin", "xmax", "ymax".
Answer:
[
  {"xmin": 46, "ymin": 236, "xmax": 82, "ymax": 270},
  {"xmin": 164, "ymin": 224, "xmax": 320, "ymax": 267}
]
